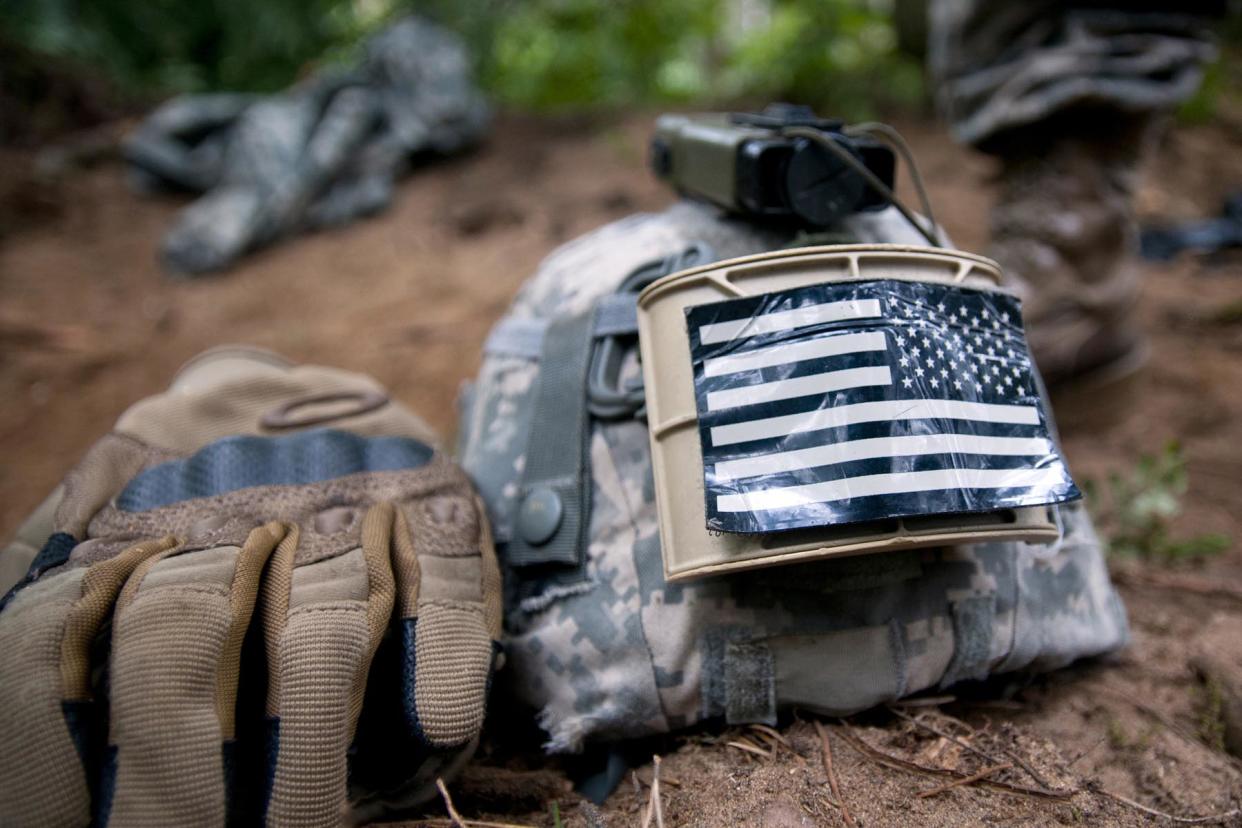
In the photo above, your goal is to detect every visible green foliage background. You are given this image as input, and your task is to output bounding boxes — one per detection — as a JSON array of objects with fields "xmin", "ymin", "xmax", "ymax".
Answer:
[
  {"xmin": 1084, "ymin": 442, "xmax": 1230, "ymax": 565},
  {"xmin": 0, "ymin": 0, "xmax": 925, "ymax": 117}
]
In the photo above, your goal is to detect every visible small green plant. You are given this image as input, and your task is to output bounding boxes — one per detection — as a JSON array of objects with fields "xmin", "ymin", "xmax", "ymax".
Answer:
[
  {"xmin": 1209, "ymin": 298, "xmax": 1242, "ymax": 326},
  {"xmin": 1178, "ymin": 24, "xmax": 1242, "ymax": 125},
  {"xmin": 1197, "ymin": 677, "xmax": 1228, "ymax": 753},
  {"xmin": 1085, "ymin": 441, "xmax": 1230, "ymax": 565},
  {"xmin": 1105, "ymin": 715, "xmax": 1130, "ymax": 749},
  {"xmin": 1104, "ymin": 715, "xmax": 1155, "ymax": 751}
]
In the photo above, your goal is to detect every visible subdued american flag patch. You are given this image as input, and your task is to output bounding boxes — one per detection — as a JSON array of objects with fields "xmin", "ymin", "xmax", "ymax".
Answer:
[{"xmin": 685, "ymin": 279, "xmax": 1080, "ymax": 534}]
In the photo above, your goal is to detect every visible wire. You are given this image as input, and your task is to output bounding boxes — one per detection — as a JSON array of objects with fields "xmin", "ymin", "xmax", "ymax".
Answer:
[
  {"xmin": 846, "ymin": 121, "xmax": 943, "ymax": 245},
  {"xmin": 779, "ymin": 125, "xmax": 942, "ymax": 248}
]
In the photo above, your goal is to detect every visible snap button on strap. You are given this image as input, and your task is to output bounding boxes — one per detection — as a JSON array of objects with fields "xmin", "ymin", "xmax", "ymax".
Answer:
[
  {"xmin": 259, "ymin": 390, "xmax": 389, "ymax": 429},
  {"xmin": 516, "ymin": 488, "xmax": 563, "ymax": 547}
]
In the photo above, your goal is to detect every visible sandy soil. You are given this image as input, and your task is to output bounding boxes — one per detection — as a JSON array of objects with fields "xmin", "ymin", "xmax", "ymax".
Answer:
[{"xmin": 2, "ymin": 112, "xmax": 1241, "ymax": 826}]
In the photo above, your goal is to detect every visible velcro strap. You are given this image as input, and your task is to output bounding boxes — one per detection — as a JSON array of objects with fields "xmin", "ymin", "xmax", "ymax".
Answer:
[
  {"xmin": 940, "ymin": 595, "xmax": 997, "ymax": 688},
  {"xmin": 482, "ymin": 317, "xmax": 549, "ymax": 360},
  {"xmin": 505, "ymin": 312, "xmax": 596, "ymax": 567},
  {"xmin": 724, "ymin": 641, "xmax": 777, "ymax": 726},
  {"xmin": 482, "ymin": 297, "xmax": 638, "ymax": 364},
  {"xmin": 592, "ymin": 293, "xmax": 638, "ymax": 338}
]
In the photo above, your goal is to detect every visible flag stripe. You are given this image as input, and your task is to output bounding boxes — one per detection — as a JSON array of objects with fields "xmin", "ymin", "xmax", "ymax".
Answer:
[
  {"xmin": 697, "ymin": 298, "xmax": 882, "ymax": 345},
  {"xmin": 712, "ymin": 433, "xmax": 1053, "ymax": 482},
  {"xmin": 706, "ymin": 366, "xmax": 892, "ymax": 412},
  {"xmin": 710, "ymin": 398, "xmax": 1042, "ymax": 447},
  {"xmin": 718, "ymin": 451, "xmax": 1044, "ymax": 496},
  {"xmin": 716, "ymin": 466, "xmax": 1070, "ymax": 512},
  {"xmin": 703, "ymin": 330, "xmax": 887, "ymax": 377},
  {"xmin": 706, "ymin": 416, "xmax": 1041, "ymax": 460}
]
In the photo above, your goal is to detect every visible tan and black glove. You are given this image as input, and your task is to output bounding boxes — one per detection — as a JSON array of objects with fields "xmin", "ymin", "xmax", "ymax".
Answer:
[{"xmin": 0, "ymin": 347, "xmax": 502, "ymax": 827}]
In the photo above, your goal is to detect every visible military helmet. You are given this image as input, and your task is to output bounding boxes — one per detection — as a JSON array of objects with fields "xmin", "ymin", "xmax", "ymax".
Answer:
[{"xmin": 457, "ymin": 194, "xmax": 1128, "ymax": 752}]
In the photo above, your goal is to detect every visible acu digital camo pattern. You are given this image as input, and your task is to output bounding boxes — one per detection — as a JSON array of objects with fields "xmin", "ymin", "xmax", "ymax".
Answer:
[
  {"xmin": 125, "ymin": 16, "xmax": 489, "ymax": 274},
  {"xmin": 458, "ymin": 201, "xmax": 1129, "ymax": 752}
]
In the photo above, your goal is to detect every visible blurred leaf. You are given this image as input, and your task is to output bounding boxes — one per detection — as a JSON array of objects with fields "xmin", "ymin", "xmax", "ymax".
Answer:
[
  {"xmin": 3, "ymin": 0, "xmax": 926, "ymax": 118},
  {"xmin": 1087, "ymin": 440, "xmax": 1231, "ymax": 565},
  {"xmin": 1, "ymin": 0, "xmax": 389, "ymax": 94}
]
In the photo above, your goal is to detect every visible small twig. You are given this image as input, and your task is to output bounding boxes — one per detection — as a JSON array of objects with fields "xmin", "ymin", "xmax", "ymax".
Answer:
[
  {"xmin": 652, "ymin": 755, "xmax": 665, "ymax": 828},
  {"xmin": 833, "ymin": 713, "xmax": 1241, "ymax": 824},
  {"xmin": 752, "ymin": 729, "xmax": 782, "ymax": 753},
  {"xmin": 819, "ymin": 795, "xmax": 842, "ymax": 812},
  {"xmin": 889, "ymin": 695, "xmax": 957, "ymax": 708},
  {"xmin": 814, "ymin": 721, "xmax": 856, "ymax": 828},
  {"xmin": 437, "ymin": 778, "xmax": 468, "ymax": 828},
  {"xmin": 1066, "ymin": 734, "xmax": 1109, "ymax": 768},
  {"xmin": 888, "ymin": 706, "xmax": 1006, "ymax": 767},
  {"xmin": 835, "ymin": 721, "xmax": 1073, "ymax": 801},
  {"xmin": 915, "ymin": 708, "xmax": 1057, "ymax": 791},
  {"xmin": 1095, "ymin": 787, "xmax": 1242, "ymax": 825},
  {"xmin": 916, "ymin": 763, "xmax": 1012, "ymax": 799},
  {"xmin": 996, "ymin": 745, "xmax": 1054, "ymax": 791},
  {"xmin": 726, "ymin": 739, "xmax": 771, "ymax": 758},
  {"xmin": 890, "ymin": 705, "xmax": 1056, "ymax": 791},
  {"xmin": 749, "ymin": 723, "xmax": 806, "ymax": 765},
  {"xmin": 430, "ymin": 778, "xmax": 536, "ymax": 828},
  {"xmin": 641, "ymin": 756, "xmax": 666, "ymax": 828},
  {"xmin": 750, "ymin": 723, "xmax": 792, "ymax": 748},
  {"xmin": 635, "ymin": 770, "xmax": 682, "ymax": 788},
  {"xmin": 957, "ymin": 699, "xmax": 1026, "ymax": 712}
]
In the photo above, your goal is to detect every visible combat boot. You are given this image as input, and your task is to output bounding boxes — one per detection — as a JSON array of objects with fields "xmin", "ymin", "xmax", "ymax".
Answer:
[{"xmin": 986, "ymin": 114, "xmax": 1152, "ymax": 395}]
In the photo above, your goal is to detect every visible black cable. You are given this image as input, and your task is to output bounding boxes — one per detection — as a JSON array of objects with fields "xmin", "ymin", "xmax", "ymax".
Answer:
[{"xmin": 780, "ymin": 125, "xmax": 942, "ymax": 248}]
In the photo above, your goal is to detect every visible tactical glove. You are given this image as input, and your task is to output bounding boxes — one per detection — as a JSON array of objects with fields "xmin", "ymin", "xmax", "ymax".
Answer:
[{"xmin": 0, "ymin": 347, "xmax": 502, "ymax": 827}]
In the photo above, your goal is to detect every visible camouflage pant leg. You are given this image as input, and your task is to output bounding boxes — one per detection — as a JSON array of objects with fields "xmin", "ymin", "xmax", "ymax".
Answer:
[
  {"xmin": 928, "ymin": 2, "xmax": 1220, "ymax": 381},
  {"xmin": 928, "ymin": 0, "xmax": 1218, "ymax": 149}
]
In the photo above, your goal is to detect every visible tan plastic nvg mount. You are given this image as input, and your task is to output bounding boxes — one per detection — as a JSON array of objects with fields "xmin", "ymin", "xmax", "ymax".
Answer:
[{"xmin": 637, "ymin": 244, "xmax": 1060, "ymax": 582}]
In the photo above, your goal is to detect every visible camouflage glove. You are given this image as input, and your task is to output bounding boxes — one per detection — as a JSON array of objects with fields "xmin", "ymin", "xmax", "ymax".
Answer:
[{"xmin": 0, "ymin": 347, "xmax": 502, "ymax": 827}]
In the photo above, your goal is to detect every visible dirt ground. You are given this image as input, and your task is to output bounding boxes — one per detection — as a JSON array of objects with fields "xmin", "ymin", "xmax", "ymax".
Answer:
[{"xmin": 2, "ymin": 112, "xmax": 1242, "ymax": 826}]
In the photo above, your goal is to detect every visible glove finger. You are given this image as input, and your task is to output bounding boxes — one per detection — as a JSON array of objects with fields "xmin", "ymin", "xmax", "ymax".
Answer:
[
  {"xmin": 261, "ymin": 504, "xmax": 395, "ymax": 828},
  {"xmin": 347, "ymin": 485, "xmax": 502, "ymax": 819},
  {"xmin": 101, "ymin": 523, "xmax": 284, "ymax": 828},
  {"xmin": 0, "ymin": 433, "xmax": 173, "ymax": 605},
  {"xmin": 0, "ymin": 535, "xmax": 176, "ymax": 828},
  {"xmin": 403, "ymin": 491, "xmax": 501, "ymax": 750}
]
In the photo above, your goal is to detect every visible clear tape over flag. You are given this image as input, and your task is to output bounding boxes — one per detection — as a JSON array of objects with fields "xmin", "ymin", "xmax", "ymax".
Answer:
[{"xmin": 686, "ymin": 279, "xmax": 1080, "ymax": 534}]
